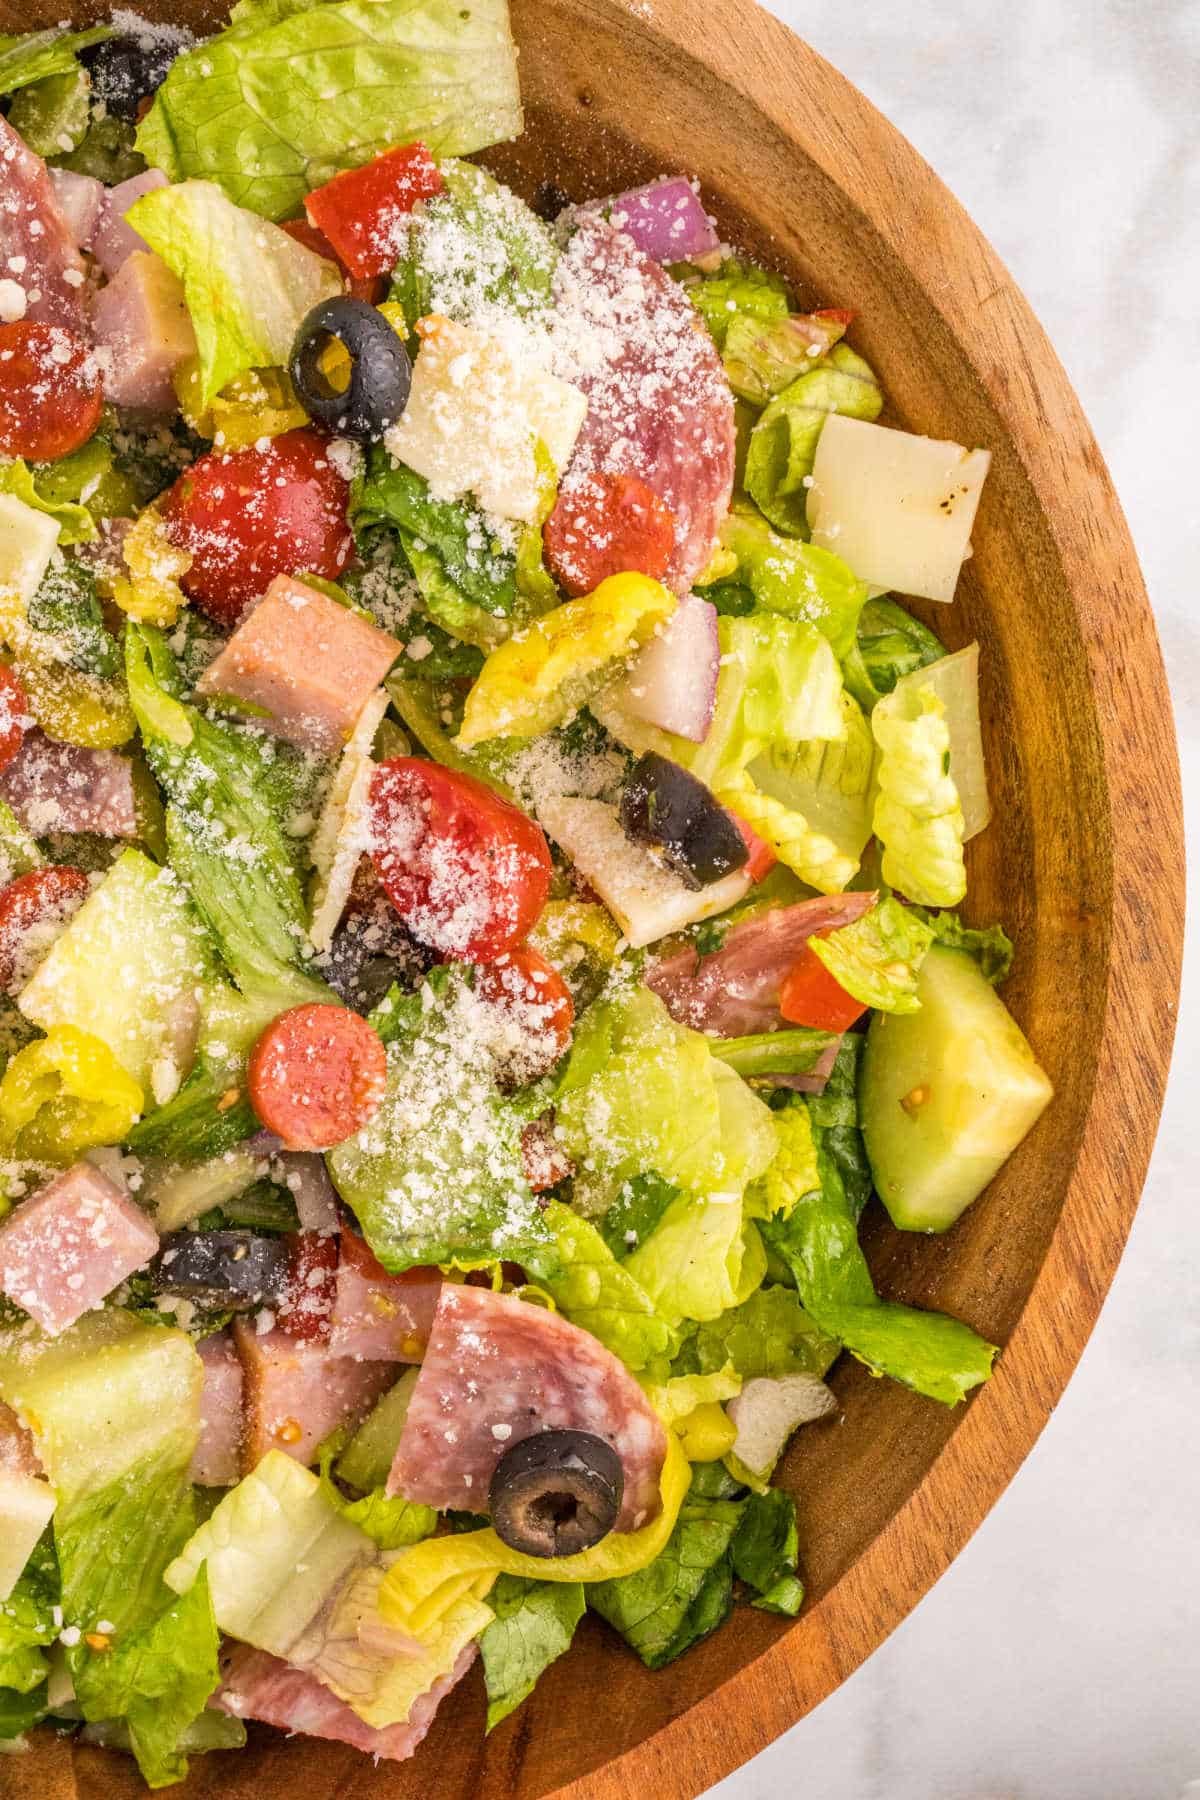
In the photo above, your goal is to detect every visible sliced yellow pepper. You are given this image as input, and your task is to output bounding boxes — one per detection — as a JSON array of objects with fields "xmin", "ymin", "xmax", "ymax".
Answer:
[
  {"xmin": 677, "ymin": 1402, "xmax": 738, "ymax": 1463},
  {"xmin": 527, "ymin": 899, "xmax": 620, "ymax": 972},
  {"xmin": 107, "ymin": 501, "xmax": 191, "ymax": 628},
  {"xmin": 19, "ymin": 660, "xmax": 136, "ymax": 749},
  {"xmin": 317, "ymin": 301, "xmax": 408, "ymax": 394},
  {"xmin": 0, "ymin": 1026, "xmax": 144, "ymax": 1165}
]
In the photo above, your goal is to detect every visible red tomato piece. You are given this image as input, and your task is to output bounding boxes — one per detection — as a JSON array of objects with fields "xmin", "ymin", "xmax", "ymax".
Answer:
[
  {"xmin": 730, "ymin": 813, "xmax": 777, "ymax": 883},
  {"xmin": 475, "ymin": 946, "xmax": 574, "ymax": 1082},
  {"xmin": 0, "ymin": 864, "xmax": 90, "ymax": 991},
  {"xmin": 163, "ymin": 429, "xmax": 352, "ymax": 626},
  {"xmin": 813, "ymin": 307, "xmax": 855, "ymax": 326},
  {"xmin": 368, "ymin": 759, "xmax": 552, "ymax": 963},
  {"xmin": 247, "ymin": 1004, "xmax": 388, "ymax": 1151},
  {"xmin": 779, "ymin": 938, "xmax": 867, "ymax": 1032},
  {"xmin": 0, "ymin": 321, "xmax": 103, "ymax": 463},
  {"xmin": 278, "ymin": 1230, "xmax": 339, "ymax": 1344},
  {"xmin": 543, "ymin": 471, "xmax": 676, "ymax": 598},
  {"xmin": 279, "ymin": 218, "xmax": 383, "ymax": 304},
  {"xmin": 0, "ymin": 666, "xmax": 30, "ymax": 775},
  {"xmin": 304, "ymin": 143, "xmax": 444, "ymax": 281}
]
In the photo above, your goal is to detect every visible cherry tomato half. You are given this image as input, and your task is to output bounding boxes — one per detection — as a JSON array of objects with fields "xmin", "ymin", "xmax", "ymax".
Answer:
[
  {"xmin": 0, "ymin": 666, "xmax": 31, "ymax": 775},
  {"xmin": 247, "ymin": 1003, "xmax": 388, "ymax": 1151},
  {"xmin": 0, "ymin": 321, "xmax": 103, "ymax": 463},
  {"xmin": 304, "ymin": 143, "xmax": 444, "ymax": 281},
  {"xmin": 0, "ymin": 864, "xmax": 90, "ymax": 992},
  {"xmin": 475, "ymin": 945, "xmax": 575, "ymax": 1082},
  {"xmin": 163, "ymin": 428, "xmax": 353, "ymax": 627},
  {"xmin": 368, "ymin": 759, "xmax": 552, "ymax": 963},
  {"xmin": 544, "ymin": 471, "xmax": 677, "ymax": 598},
  {"xmin": 778, "ymin": 938, "xmax": 867, "ymax": 1032}
]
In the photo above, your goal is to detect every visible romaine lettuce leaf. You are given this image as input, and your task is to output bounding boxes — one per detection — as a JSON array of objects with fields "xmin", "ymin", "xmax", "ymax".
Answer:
[
  {"xmin": 911, "ymin": 907, "xmax": 1014, "ymax": 985},
  {"xmin": 681, "ymin": 256, "xmax": 791, "ymax": 351},
  {"xmin": 642, "ymin": 1364, "xmax": 741, "ymax": 1429},
  {"xmin": 477, "ymin": 1575, "xmax": 584, "ymax": 1732},
  {"xmin": 842, "ymin": 594, "xmax": 946, "ymax": 712},
  {"xmin": 721, "ymin": 309, "xmax": 847, "ymax": 409},
  {"xmin": 137, "ymin": 0, "xmax": 523, "ymax": 221},
  {"xmin": 730, "ymin": 1487, "xmax": 804, "ymax": 1615},
  {"xmin": 871, "ymin": 679, "xmax": 967, "ymax": 907},
  {"xmin": 747, "ymin": 689, "xmax": 875, "ymax": 875},
  {"xmin": 0, "ymin": 457, "xmax": 95, "ymax": 545},
  {"xmin": 624, "ymin": 1191, "xmax": 766, "ymax": 1327},
  {"xmin": 0, "ymin": 24, "xmax": 111, "ymax": 95},
  {"xmin": 712, "ymin": 1027, "xmax": 839, "ymax": 1084},
  {"xmin": 0, "ymin": 1538, "xmax": 57, "ymax": 1699},
  {"xmin": 391, "ymin": 158, "xmax": 557, "ymax": 331},
  {"xmin": 809, "ymin": 894, "xmax": 936, "ymax": 1014},
  {"xmin": 27, "ymin": 560, "xmax": 120, "ymax": 679},
  {"xmin": 700, "ymin": 506, "xmax": 868, "ymax": 662},
  {"xmin": 598, "ymin": 1171, "xmax": 680, "ymax": 1259},
  {"xmin": 540, "ymin": 1201, "xmax": 678, "ymax": 1371},
  {"xmin": 587, "ymin": 1482, "xmax": 740, "ymax": 1668},
  {"xmin": 745, "ymin": 346, "xmax": 883, "ymax": 536},
  {"xmin": 671, "ymin": 1282, "xmax": 838, "ymax": 1382},
  {"xmin": 126, "ymin": 180, "xmax": 341, "ymax": 407},
  {"xmin": 760, "ymin": 1097, "xmax": 996, "ymax": 1405},
  {"xmin": 804, "ymin": 1035, "xmax": 872, "ymax": 1220}
]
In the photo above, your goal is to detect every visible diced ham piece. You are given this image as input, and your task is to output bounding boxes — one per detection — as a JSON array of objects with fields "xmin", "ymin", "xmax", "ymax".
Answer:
[
  {"xmin": 0, "ymin": 730, "xmax": 137, "ymax": 839},
  {"xmin": 0, "ymin": 117, "xmax": 89, "ymax": 332},
  {"xmin": 550, "ymin": 219, "xmax": 735, "ymax": 594},
  {"xmin": 0, "ymin": 1163, "xmax": 158, "ymax": 1336},
  {"xmin": 328, "ymin": 1233, "xmax": 440, "ymax": 1362},
  {"xmin": 0, "ymin": 1400, "xmax": 41, "ymax": 1479},
  {"xmin": 195, "ymin": 576, "xmax": 401, "ymax": 756},
  {"xmin": 91, "ymin": 250, "xmax": 197, "ymax": 414},
  {"xmin": 90, "ymin": 170, "xmax": 168, "ymax": 278},
  {"xmin": 233, "ymin": 1320, "xmax": 395, "ymax": 1472},
  {"xmin": 189, "ymin": 1331, "xmax": 244, "ymax": 1487},
  {"xmin": 389, "ymin": 1283, "xmax": 668, "ymax": 1531},
  {"xmin": 214, "ymin": 1641, "xmax": 477, "ymax": 1762},
  {"xmin": 47, "ymin": 169, "xmax": 104, "ymax": 254}
]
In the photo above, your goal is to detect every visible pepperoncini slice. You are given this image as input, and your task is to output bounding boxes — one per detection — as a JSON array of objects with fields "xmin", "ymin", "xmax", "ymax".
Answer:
[
  {"xmin": 107, "ymin": 501, "xmax": 191, "ymax": 627},
  {"xmin": 0, "ymin": 1026, "xmax": 144, "ymax": 1165},
  {"xmin": 19, "ymin": 660, "xmax": 136, "ymax": 749}
]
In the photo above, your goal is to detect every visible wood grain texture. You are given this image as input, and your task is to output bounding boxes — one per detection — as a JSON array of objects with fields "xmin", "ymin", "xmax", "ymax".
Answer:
[{"xmin": 0, "ymin": 1, "xmax": 1184, "ymax": 1796}]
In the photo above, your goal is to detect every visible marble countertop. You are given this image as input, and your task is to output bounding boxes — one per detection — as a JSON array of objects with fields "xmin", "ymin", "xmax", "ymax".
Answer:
[{"xmin": 713, "ymin": 3, "xmax": 1199, "ymax": 1797}]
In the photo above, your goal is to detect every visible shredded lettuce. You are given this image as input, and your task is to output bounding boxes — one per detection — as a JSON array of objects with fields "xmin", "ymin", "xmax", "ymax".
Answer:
[
  {"xmin": 127, "ymin": 181, "xmax": 341, "ymax": 408},
  {"xmin": 842, "ymin": 594, "xmax": 946, "ymax": 712},
  {"xmin": 712, "ymin": 1027, "xmax": 839, "ymax": 1084},
  {"xmin": 672, "ymin": 1283, "xmax": 837, "ymax": 1382},
  {"xmin": 871, "ymin": 679, "xmax": 967, "ymax": 907},
  {"xmin": 721, "ymin": 309, "xmax": 848, "ymax": 409},
  {"xmin": 0, "ymin": 1538, "xmax": 57, "ymax": 1703},
  {"xmin": 681, "ymin": 257, "xmax": 791, "ymax": 351},
  {"xmin": 598, "ymin": 1171, "xmax": 680, "ymax": 1260},
  {"xmin": 137, "ymin": 0, "xmax": 523, "ymax": 221},
  {"xmin": 730, "ymin": 1487, "xmax": 805, "ymax": 1614},
  {"xmin": 539, "ymin": 1200, "xmax": 678, "ymax": 1371},
  {"xmin": 748, "ymin": 688, "xmax": 875, "ymax": 876},
  {"xmin": 804, "ymin": 1036, "xmax": 873, "ymax": 1221},
  {"xmin": 745, "ymin": 346, "xmax": 883, "ymax": 537},
  {"xmin": 699, "ymin": 507, "xmax": 868, "ymax": 663},
  {"xmin": 809, "ymin": 894, "xmax": 936, "ymax": 1014},
  {"xmin": 477, "ymin": 1575, "xmax": 584, "ymax": 1732}
]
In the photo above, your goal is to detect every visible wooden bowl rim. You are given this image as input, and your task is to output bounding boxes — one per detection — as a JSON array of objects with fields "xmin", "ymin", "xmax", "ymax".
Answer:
[{"xmin": 539, "ymin": 2, "xmax": 1184, "ymax": 1791}]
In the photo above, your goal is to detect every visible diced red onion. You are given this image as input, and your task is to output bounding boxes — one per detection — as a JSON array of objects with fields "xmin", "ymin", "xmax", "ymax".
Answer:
[
  {"xmin": 275, "ymin": 1152, "xmax": 340, "ymax": 1237},
  {"xmin": 585, "ymin": 177, "xmax": 720, "ymax": 264},
  {"xmin": 612, "ymin": 594, "xmax": 719, "ymax": 742}
]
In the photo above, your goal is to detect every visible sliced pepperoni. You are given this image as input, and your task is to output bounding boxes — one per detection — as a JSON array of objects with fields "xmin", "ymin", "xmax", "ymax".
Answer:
[
  {"xmin": 0, "ymin": 865, "xmax": 90, "ymax": 992},
  {"xmin": 542, "ymin": 471, "xmax": 676, "ymax": 597},
  {"xmin": 550, "ymin": 219, "xmax": 735, "ymax": 594},
  {"xmin": 0, "ymin": 667, "xmax": 30, "ymax": 775},
  {"xmin": 0, "ymin": 320, "xmax": 103, "ymax": 463},
  {"xmin": 247, "ymin": 1005, "xmax": 388, "ymax": 1152},
  {"xmin": 0, "ymin": 116, "xmax": 89, "ymax": 333},
  {"xmin": 474, "ymin": 946, "xmax": 575, "ymax": 1084},
  {"xmin": 387, "ymin": 1282, "xmax": 668, "ymax": 1531}
]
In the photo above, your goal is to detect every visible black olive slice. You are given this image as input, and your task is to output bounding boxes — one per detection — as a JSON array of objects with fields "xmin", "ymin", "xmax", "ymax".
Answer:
[
  {"xmin": 81, "ymin": 30, "xmax": 188, "ymax": 120},
  {"xmin": 619, "ymin": 751, "xmax": 750, "ymax": 889},
  {"xmin": 489, "ymin": 1428, "xmax": 623, "ymax": 1558},
  {"xmin": 290, "ymin": 297, "xmax": 412, "ymax": 444},
  {"xmin": 154, "ymin": 1230, "xmax": 291, "ymax": 1311}
]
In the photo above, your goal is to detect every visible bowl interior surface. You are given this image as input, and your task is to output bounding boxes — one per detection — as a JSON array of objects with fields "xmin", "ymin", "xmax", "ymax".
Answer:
[{"xmin": 0, "ymin": 1, "xmax": 1182, "ymax": 1797}]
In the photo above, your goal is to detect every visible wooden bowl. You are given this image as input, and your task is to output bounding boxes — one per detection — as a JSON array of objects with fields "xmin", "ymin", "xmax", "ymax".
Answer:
[{"xmin": 7, "ymin": 0, "xmax": 1183, "ymax": 1796}]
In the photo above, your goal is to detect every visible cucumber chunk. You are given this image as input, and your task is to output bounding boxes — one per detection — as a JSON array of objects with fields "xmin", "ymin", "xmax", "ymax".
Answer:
[{"xmin": 860, "ymin": 944, "xmax": 1053, "ymax": 1232}]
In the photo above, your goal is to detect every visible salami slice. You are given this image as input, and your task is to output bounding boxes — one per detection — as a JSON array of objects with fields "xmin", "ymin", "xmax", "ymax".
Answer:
[
  {"xmin": 0, "ymin": 731, "xmax": 137, "ymax": 840},
  {"xmin": 550, "ymin": 219, "xmax": 735, "ymax": 594},
  {"xmin": 0, "ymin": 118, "xmax": 89, "ymax": 333},
  {"xmin": 388, "ymin": 1282, "xmax": 667, "ymax": 1532}
]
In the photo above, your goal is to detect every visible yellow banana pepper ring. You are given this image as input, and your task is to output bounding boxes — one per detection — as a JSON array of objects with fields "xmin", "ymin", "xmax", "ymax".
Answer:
[
  {"xmin": 379, "ymin": 1428, "xmax": 691, "ymax": 1637},
  {"xmin": 0, "ymin": 1026, "xmax": 144, "ymax": 1165}
]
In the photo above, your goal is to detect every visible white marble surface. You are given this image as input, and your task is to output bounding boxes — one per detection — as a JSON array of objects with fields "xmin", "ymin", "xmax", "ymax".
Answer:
[{"xmin": 713, "ymin": 4, "xmax": 1199, "ymax": 1798}]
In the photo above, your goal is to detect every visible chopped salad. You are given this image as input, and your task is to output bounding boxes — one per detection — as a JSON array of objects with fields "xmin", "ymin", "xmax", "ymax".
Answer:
[{"xmin": 0, "ymin": 2, "xmax": 1053, "ymax": 1785}]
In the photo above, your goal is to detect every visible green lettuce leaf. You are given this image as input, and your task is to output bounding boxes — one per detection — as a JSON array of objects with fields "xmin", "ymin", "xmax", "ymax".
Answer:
[
  {"xmin": 721, "ymin": 309, "xmax": 847, "ymax": 409},
  {"xmin": 809, "ymin": 894, "xmax": 936, "ymax": 1014},
  {"xmin": 910, "ymin": 907, "xmax": 1014, "ymax": 985},
  {"xmin": 540, "ymin": 1200, "xmax": 677, "ymax": 1371},
  {"xmin": 804, "ymin": 1035, "xmax": 872, "ymax": 1221},
  {"xmin": 760, "ymin": 1098, "xmax": 996, "ymax": 1405},
  {"xmin": 477, "ymin": 1574, "xmax": 584, "ymax": 1731},
  {"xmin": 700, "ymin": 506, "xmax": 868, "ymax": 662},
  {"xmin": 353, "ymin": 457, "xmax": 519, "ymax": 649},
  {"xmin": 0, "ymin": 1537, "xmax": 58, "ymax": 1699},
  {"xmin": 126, "ymin": 180, "xmax": 341, "ymax": 407},
  {"xmin": 598, "ymin": 1170, "xmax": 680, "ymax": 1259},
  {"xmin": 681, "ymin": 256, "xmax": 790, "ymax": 351},
  {"xmin": 730, "ymin": 1487, "xmax": 804, "ymax": 1614},
  {"xmin": 7, "ymin": 64, "xmax": 91, "ymax": 158},
  {"xmin": 51, "ymin": 110, "xmax": 146, "ymax": 184},
  {"xmin": 712, "ymin": 1028, "xmax": 839, "ymax": 1084},
  {"xmin": 624, "ymin": 1191, "xmax": 766, "ymax": 1328},
  {"xmin": 26, "ymin": 559, "xmax": 120, "ymax": 680},
  {"xmin": 745, "ymin": 345, "xmax": 884, "ymax": 536},
  {"xmin": 390, "ymin": 158, "xmax": 557, "ymax": 331},
  {"xmin": 871, "ymin": 678, "xmax": 967, "ymax": 907},
  {"xmin": 338, "ymin": 1489, "xmax": 437, "ymax": 1550},
  {"xmin": 0, "ymin": 25, "xmax": 111, "ymax": 95},
  {"xmin": 0, "ymin": 457, "xmax": 95, "ymax": 545},
  {"xmin": 672, "ymin": 1283, "xmax": 838, "ymax": 1382},
  {"xmin": 842, "ymin": 594, "xmax": 946, "ymax": 712},
  {"xmin": 747, "ymin": 689, "xmax": 875, "ymax": 877},
  {"xmin": 136, "ymin": 0, "xmax": 523, "ymax": 221},
  {"xmin": 327, "ymin": 968, "xmax": 555, "ymax": 1275}
]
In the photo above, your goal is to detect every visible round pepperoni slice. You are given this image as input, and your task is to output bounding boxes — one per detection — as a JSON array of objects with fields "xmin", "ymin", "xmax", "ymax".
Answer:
[
  {"xmin": 0, "ymin": 321, "xmax": 103, "ymax": 463},
  {"xmin": 247, "ymin": 1005, "xmax": 388, "ymax": 1151},
  {"xmin": 0, "ymin": 864, "xmax": 90, "ymax": 992},
  {"xmin": 0, "ymin": 666, "xmax": 30, "ymax": 774},
  {"xmin": 475, "ymin": 946, "xmax": 574, "ymax": 1083},
  {"xmin": 542, "ymin": 472, "xmax": 676, "ymax": 598}
]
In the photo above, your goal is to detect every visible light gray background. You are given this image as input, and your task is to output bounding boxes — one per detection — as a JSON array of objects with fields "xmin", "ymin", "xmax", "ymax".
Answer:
[{"xmin": 713, "ymin": 4, "xmax": 1199, "ymax": 1798}]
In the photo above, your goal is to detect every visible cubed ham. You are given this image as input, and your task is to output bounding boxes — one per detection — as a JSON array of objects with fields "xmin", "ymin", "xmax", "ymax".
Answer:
[
  {"xmin": 189, "ymin": 1331, "xmax": 244, "ymax": 1487},
  {"xmin": 328, "ymin": 1234, "xmax": 440, "ymax": 1362},
  {"xmin": 214, "ymin": 1641, "xmax": 476, "ymax": 1761},
  {"xmin": 0, "ymin": 1400, "xmax": 41, "ymax": 1479},
  {"xmin": 90, "ymin": 170, "xmax": 168, "ymax": 278},
  {"xmin": 47, "ymin": 169, "xmax": 104, "ymax": 253},
  {"xmin": 91, "ymin": 250, "xmax": 197, "ymax": 414},
  {"xmin": 0, "ymin": 1163, "xmax": 158, "ymax": 1336},
  {"xmin": 195, "ymin": 576, "xmax": 401, "ymax": 755},
  {"xmin": 0, "ymin": 117, "xmax": 89, "ymax": 332},
  {"xmin": 233, "ymin": 1320, "xmax": 395, "ymax": 1471},
  {"xmin": 0, "ymin": 730, "xmax": 137, "ymax": 839}
]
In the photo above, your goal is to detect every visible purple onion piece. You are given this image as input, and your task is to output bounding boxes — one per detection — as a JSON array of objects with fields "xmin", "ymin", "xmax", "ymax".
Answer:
[{"xmin": 584, "ymin": 176, "xmax": 720, "ymax": 264}]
